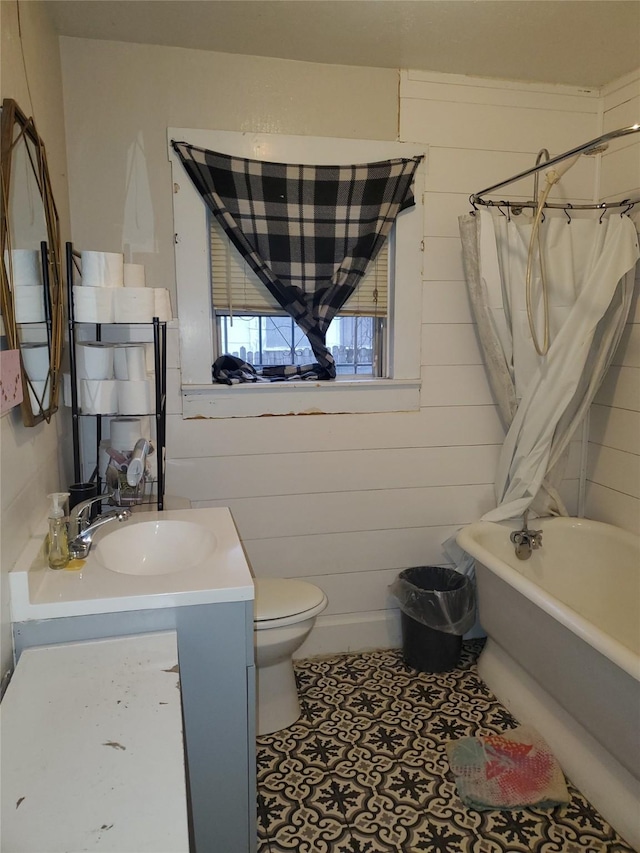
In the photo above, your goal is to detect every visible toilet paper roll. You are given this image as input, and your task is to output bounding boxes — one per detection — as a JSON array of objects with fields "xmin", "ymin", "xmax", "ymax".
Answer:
[
  {"xmin": 14, "ymin": 286, "xmax": 45, "ymax": 323},
  {"xmin": 113, "ymin": 345, "xmax": 147, "ymax": 381},
  {"xmin": 117, "ymin": 379, "xmax": 152, "ymax": 415},
  {"xmin": 21, "ymin": 343, "xmax": 49, "ymax": 380},
  {"xmin": 74, "ymin": 346, "xmax": 87, "ymax": 380},
  {"xmin": 124, "ymin": 263, "xmax": 146, "ymax": 288},
  {"xmin": 114, "ymin": 287, "xmax": 155, "ymax": 323},
  {"xmin": 153, "ymin": 288, "xmax": 172, "ymax": 321},
  {"xmin": 78, "ymin": 342, "xmax": 114, "ymax": 380},
  {"xmin": 109, "ymin": 417, "xmax": 143, "ymax": 452},
  {"xmin": 81, "ymin": 379, "xmax": 118, "ymax": 414},
  {"xmin": 113, "ymin": 346, "xmax": 126, "ymax": 380},
  {"xmin": 28, "ymin": 379, "xmax": 51, "ymax": 415},
  {"xmin": 144, "ymin": 343, "xmax": 156, "ymax": 374},
  {"xmin": 5, "ymin": 249, "xmax": 42, "ymax": 286},
  {"xmin": 73, "ymin": 286, "xmax": 114, "ymax": 323},
  {"xmin": 81, "ymin": 251, "xmax": 124, "ymax": 288},
  {"xmin": 138, "ymin": 415, "xmax": 151, "ymax": 440}
]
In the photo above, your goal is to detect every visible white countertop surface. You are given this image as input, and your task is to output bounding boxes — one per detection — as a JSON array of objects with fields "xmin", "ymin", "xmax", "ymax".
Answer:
[{"xmin": 10, "ymin": 506, "xmax": 254, "ymax": 621}]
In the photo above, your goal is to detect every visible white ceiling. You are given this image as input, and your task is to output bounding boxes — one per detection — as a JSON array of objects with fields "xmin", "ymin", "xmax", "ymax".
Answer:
[{"xmin": 46, "ymin": 0, "xmax": 640, "ymax": 89}]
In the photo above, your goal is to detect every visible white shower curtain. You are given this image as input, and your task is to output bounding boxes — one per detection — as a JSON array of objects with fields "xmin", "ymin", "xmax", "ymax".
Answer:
[{"xmin": 460, "ymin": 208, "xmax": 639, "ymax": 522}]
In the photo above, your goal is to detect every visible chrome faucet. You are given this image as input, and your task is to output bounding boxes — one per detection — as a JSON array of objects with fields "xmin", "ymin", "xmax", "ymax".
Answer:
[
  {"xmin": 69, "ymin": 495, "xmax": 107, "ymax": 539},
  {"xmin": 510, "ymin": 510, "xmax": 543, "ymax": 560},
  {"xmin": 68, "ymin": 495, "xmax": 131, "ymax": 559}
]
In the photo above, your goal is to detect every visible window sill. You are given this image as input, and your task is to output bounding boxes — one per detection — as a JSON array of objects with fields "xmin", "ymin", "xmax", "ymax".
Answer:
[{"xmin": 181, "ymin": 377, "xmax": 421, "ymax": 418}]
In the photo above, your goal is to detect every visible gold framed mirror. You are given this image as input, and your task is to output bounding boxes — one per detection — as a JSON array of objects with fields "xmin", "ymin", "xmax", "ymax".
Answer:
[{"xmin": 1, "ymin": 98, "xmax": 63, "ymax": 426}]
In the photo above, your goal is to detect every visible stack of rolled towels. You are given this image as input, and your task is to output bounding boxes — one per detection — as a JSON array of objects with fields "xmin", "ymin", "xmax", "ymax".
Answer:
[
  {"xmin": 9, "ymin": 249, "xmax": 46, "ymax": 323},
  {"xmin": 72, "ymin": 250, "xmax": 172, "ymax": 324},
  {"xmin": 64, "ymin": 340, "xmax": 154, "ymax": 415}
]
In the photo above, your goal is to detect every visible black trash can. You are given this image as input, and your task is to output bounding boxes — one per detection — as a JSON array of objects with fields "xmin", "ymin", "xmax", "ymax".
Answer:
[{"xmin": 390, "ymin": 566, "xmax": 475, "ymax": 673}]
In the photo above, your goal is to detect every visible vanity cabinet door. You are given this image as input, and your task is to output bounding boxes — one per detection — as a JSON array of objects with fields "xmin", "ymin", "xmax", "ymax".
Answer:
[{"xmin": 176, "ymin": 600, "xmax": 256, "ymax": 853}]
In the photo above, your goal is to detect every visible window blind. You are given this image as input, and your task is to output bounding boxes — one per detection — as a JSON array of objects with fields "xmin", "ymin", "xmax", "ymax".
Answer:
[{"xmin": 210, "ymin": 217, "xmax": 388, "ymax": 317}]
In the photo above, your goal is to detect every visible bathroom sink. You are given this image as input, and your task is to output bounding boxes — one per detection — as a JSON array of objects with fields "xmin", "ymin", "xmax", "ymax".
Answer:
[
  {"xmin": 10, "ymin": 507, "xmax": 253, "ymax": 621},
  {"xmin": 93, "ymin": 519, "xmax": 217, "ymax": 576}
]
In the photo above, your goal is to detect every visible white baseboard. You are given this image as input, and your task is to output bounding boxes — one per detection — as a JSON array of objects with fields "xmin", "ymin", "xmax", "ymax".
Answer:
[
  {"xmin": 295, "ymin": 610, "xmax": 402, "ymax": 658},
  {"xmin": 295, "ymin": 608, "xmax": 485, "ymax": 658}
]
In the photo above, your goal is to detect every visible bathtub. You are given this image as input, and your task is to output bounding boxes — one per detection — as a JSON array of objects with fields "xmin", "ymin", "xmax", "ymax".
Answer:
[{"xmin": 457, "ymin": 517, "xmax": 640, "ymax": 848}]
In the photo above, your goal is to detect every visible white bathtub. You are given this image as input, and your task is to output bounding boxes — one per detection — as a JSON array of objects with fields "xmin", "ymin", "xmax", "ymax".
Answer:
[{"xmin": 457, "ymin": 517, "xmax": 640, "ymax": 848}]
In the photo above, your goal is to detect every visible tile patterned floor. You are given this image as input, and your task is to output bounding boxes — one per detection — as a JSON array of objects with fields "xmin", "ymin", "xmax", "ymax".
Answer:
[{"xmin": 256, "ymin": 642, "xmax": 634, "ymax": 853}]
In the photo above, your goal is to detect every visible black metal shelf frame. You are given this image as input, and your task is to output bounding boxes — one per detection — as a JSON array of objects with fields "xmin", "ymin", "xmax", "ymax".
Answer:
[{"xmin": 66, "ymin": 241, "xmax": 166, "ymax": 511}]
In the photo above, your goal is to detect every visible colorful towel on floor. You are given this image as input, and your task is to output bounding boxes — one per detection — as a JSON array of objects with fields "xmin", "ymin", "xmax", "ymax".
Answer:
[{"xmin": 446, "ymin": 724, "xmax": 570, "ymax": 810}]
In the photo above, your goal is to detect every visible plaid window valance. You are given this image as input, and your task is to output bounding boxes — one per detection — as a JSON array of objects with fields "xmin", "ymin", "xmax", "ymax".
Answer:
[{"xmin": 172, "ymin": 141, "xmax": 422, "ymax": 380}]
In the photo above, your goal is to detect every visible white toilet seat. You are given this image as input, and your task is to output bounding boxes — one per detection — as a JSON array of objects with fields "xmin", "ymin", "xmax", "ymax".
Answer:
[
  {"xmin": 254, "ymin": 578, "xmax": 328, "ymax": 630},
  {"xmin": 253, "ymin": 578, "xmax": 328, "ymax": 733}
]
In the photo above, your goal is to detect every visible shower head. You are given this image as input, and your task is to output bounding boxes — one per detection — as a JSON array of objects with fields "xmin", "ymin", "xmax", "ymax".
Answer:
[
  {"xmin": 544, "ymin": 140, "xmax": 609, "ymax": 187},
  {"xmin": 584, "ymin": 142, "xmax": 609, "ymax": 155}
]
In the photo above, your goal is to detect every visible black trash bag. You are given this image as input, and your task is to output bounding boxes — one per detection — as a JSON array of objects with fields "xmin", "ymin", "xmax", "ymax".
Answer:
[
  {"xmin": 389, "ymin": 566, "xmax": 476, "ymax": 635},
  {"xmin": 390, "ymin": 566, "xmax": 476, "ymax": 673}
]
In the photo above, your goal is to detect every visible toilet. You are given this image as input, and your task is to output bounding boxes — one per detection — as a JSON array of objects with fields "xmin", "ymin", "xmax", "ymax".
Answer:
[{"xmin": 253, "ymin": 578, "xmax": 328, "ymax": 735}]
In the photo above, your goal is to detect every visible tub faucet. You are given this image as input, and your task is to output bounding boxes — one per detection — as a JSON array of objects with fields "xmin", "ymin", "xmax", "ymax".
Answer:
[
  {"xmin": 510, "ymin": 510, "xmax": 543, "ymax": 560},
  {"xmin": 68, "ymin": 496, "xmax": 131, "ymax": 559}
]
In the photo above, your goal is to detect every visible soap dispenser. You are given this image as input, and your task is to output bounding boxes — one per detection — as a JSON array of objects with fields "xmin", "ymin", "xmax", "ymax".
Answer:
[{"xmin": 47, "ymin": 492, "xmax": 70, "ymax": 569}]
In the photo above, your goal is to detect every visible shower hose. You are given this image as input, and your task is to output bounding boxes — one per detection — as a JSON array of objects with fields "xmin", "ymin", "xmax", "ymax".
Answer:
[{"xmin": 525, "ymin": 154, "xmax": 580, "ymax": 356}]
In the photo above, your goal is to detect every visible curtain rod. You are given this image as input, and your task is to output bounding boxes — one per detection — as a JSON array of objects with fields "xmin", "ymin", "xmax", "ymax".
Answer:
[{"xmin": 470, "ymin": 123, "xmax": 640, "ymax": 208}]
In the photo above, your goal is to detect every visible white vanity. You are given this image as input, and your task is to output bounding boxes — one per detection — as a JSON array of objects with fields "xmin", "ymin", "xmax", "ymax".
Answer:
[{"xmin": 8, "ymin": 507, "xmax": 256, "ymax": 853}]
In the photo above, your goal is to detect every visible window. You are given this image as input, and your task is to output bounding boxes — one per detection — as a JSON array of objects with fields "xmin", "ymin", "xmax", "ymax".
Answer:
[
  {"xmin": 210, "ymin": 216, "xmax": 388, "ymax": 377},
  {"xmin": 169, "ymin": 129, "xmax": 425, "ymax": 418},
  {"xmin": 218, "ymin": 315, "xmax": 382, "ymax": 376}
]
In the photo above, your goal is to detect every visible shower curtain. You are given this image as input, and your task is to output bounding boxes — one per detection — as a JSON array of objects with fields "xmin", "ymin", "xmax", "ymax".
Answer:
[{"xmin": 460, "ymin": 208, "xmax": 639, "ymax": 522}]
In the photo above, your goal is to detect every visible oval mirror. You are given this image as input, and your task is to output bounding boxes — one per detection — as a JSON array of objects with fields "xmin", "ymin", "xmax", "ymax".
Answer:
[{"xmin": 1, "ymin": 98, "xmax": 63, "ymax": 426}]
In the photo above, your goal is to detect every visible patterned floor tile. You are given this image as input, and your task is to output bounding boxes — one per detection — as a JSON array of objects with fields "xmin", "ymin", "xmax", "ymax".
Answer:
[
  {"xmin": 256, "ymin": 643, "xmax": 635, "ymax": 853},
  {"xmin": 348, "ymin": 790, "xmax": 426, "ymax": 849},
  {"xmin": 257, "ymin": 837, "xmax": 272, "ymax": 853},
  {"xmin": 265, "ymin": 808, "xmax": 351, "ymax": 853},
  {"xmin": 347, "ymin": 828, "xmax": 406, "ymax": 852},
  {"xmin": 260, "ymin": 758, "xmax": 330, "ymax": 802}
]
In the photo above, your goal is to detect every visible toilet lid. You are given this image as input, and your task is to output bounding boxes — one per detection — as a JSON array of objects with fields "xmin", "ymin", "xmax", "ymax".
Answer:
[{"xmin": 254, "ymin": 578, "xmax": 326, "ymax": 621}]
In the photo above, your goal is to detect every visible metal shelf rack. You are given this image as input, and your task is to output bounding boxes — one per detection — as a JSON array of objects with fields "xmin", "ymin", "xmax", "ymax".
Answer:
[{"xmin": 66, "ymin": 241, "xmax": 166, "ymax": 510}]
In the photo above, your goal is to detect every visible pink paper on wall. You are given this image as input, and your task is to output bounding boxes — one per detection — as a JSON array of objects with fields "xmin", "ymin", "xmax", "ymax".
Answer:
[{"xmin": 0, "ymin": 349, "xmax": 23, "ymax": 414}]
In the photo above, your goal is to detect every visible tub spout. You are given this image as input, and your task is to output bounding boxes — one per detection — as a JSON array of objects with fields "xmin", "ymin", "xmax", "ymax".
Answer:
[
  {"xmin": 513, "ymin": 540, "xmax": 532, "ymax": 560},
  {"xmin": 510, "ymin": 511, "xmax": 543, "ymax": 560}
]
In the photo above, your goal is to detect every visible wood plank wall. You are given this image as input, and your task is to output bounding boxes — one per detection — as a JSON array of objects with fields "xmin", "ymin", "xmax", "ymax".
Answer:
[
  {"xmin": 586, "ymin": 70, "xmax": 640, "ymax": 535},
  {"xmin": 59, "ymin": 38, "xmax": 635, "ymax": 653},
  {"xmin": 165, "ymin": 70, "xmax": 603, "ymax": 653}
]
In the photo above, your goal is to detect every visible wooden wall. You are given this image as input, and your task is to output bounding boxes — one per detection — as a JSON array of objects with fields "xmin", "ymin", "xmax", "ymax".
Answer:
[
  {"xmin": 60, "ymin": 38, "xmax": 637, "ymax": 652},
  {"xmin": 586, "ymin": 70, "xmax": 640, "ymax": 536},
  {"xmin": 163, "ymin": 68, "xmax": 602, "ymax": 653}
]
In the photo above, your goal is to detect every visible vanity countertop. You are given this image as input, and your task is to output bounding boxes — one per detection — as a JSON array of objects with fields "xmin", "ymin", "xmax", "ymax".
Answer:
[{"xmin": 10, "ymin": 506, "xmax": 254, "ymax": 622}]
